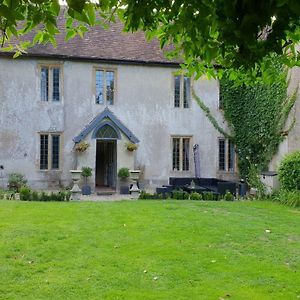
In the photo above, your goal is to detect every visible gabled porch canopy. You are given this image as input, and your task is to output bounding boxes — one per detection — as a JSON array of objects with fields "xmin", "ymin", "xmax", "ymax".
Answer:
[{"xmin": 73, "ymin": 108, "xmax": 139, "ymax": 144}]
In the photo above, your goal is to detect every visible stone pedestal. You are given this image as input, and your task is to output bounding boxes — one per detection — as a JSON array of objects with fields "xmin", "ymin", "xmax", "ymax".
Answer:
[
  {"xmin": 129, "ymin": 170, "xmax": 141, "ymax": 198},
  {"xmin": 70, "ymin": 170, "xmax": 82, "ymax": 200}
]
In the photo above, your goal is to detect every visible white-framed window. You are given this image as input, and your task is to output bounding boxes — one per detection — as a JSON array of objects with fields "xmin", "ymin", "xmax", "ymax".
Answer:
[
  {"xmin": 218, "ymin": 138, "xmax": 235, "ymax": 172},
  {"xmin": 39, "ymin": 133, "xmax": 62, "ymax": 170},
  {"xmin": 174, "ymin": 74, "xmax": 191, "ymax": 108},
  {"xmin": 172, "ymin": 136, "xmax": 191, "ymax": 171},
  {"xmin": 40, "ymin": 65, "xmax": 62, "ymax": 102},
  {"xmin": 95, "ymin": 69, "xmax": 115, "ymax": 105}
]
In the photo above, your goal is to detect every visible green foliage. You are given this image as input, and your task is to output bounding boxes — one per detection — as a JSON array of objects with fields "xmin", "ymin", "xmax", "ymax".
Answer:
[
  {"xmin": 19, "ymin": 189, "xmax": 71, "ymax": 202},
  {"xmin": 190, "ymin": 192, "xmax": 202, "ymax": 201},
  {"xmin": 0, "ymin": 1, "xmax": 299, "ymax": 82},
  {"xmin": 118, "ymin": 168, "xmax": 130, "ymax": 179},
  {"xmin": 278, "ymin": 151, "xmax": 300, "ymax": 190},
  {"xmin": 19, "ymin": 186, "xmax": 31, "ymax": 201},
  {"xmin": 8, "ymin": 173, "xmax": 27, "ymax": 191},
  {"xmin": 223, "ymin": 191, "xmax": 234, "ymax": 201},
  {"xmin": 202, "ymin": 192, "xmax": 219, "ymax": 201},
  {"xmin": 270, "ymin": 189, "xmax": 300, "ymax": 207},
  {"xmin": 81, "ymin": 166, "xmax": 92, "ymax": 178},
  {"xmin": 220, "ymin": 64, "xmax": 297, "ymax": 180},
  {"xmin": 172, "ymin": 189, "xmax": 189, "ymax": 200}
]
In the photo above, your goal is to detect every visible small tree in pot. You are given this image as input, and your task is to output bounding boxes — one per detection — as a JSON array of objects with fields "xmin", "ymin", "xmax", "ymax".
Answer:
[
  {"xmin": 118, "ymin": 167, "xmax": 130, "ymax": 194},
  {"xmin": 81, "ymin": 167, "xmax": 93, "ymax": 195}
]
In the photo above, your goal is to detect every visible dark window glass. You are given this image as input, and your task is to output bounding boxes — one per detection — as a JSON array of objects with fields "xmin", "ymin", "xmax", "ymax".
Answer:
[
  {"xmin": 172, "ymin": 138, "xmax": 180, "ymax": 170},
  {"xmin": 41, "ymin": 67, "xmax": 49, "ymax": 101},
  {"xmin": 182, "ymin": 138, "xmax": 190, "ymax": 170},
  {"xmin": 40, "ymin": 135, "xmax": 49, "ymax": 169},
  {"xmin": 219, "ymin": 139, "xmax": 225, "ymax": 171},
  {"xmin": 174, "ymin": 75, "xmax": 180, "ymax": 107},
  {"xmin": 52, "ymin": 68, "xmax": 60, "ymax": 101},
  {"xmin": 183, "ymin": 76, "xmax": 190, "ymax": 108},
  {"xmin": 51, "ymin": 135, "xmax": 60, "ymax": 169}
]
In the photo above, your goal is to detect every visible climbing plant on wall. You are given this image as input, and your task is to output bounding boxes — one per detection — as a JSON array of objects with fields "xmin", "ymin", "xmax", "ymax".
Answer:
[{"xmin": 220, "ymin": 66, "xmax": 297, "ymax": 182}]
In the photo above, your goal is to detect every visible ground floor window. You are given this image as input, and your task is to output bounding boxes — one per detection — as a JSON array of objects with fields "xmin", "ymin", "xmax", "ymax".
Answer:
[
  {"xmin": 40, "ymin": 133, "xmax": 61, "ymax": 170},
  {"xmin": 172, "ymin": 136, "xmax": 191, "ymax": 171},
  {"xmin": 218, "ymin": 138, "xmax": 235, "ymax": 172}
]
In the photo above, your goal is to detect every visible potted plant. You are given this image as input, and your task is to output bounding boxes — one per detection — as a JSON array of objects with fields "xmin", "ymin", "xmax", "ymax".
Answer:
[
  {"xmin": 81, "ymin": 166, "xmax": 93, "ymax": 195},
  {"xmin": 8, "ymin": 173, "xmax": 27, "ymax": 192},
  {"xmin": 125, "ymin": 142, "xmax": 138, "ymax": 152},
  {"xmin": 74, "ymin": 141, "xmax": 90, "ymax": 153},
  {"xmin": 118, "ymin": 167, "xmax": 130, "ymax": 194}
]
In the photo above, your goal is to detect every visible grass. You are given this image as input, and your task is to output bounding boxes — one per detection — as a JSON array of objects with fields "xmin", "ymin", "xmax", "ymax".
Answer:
[{"xmin": 0, "ymin": 200, "xmax": 299, "ymax": 300}]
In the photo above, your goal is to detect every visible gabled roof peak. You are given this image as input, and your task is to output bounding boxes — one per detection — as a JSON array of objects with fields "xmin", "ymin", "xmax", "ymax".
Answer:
[{"xmin": 73, "ymin": 108, "xmax": 139, "ymax": 144}]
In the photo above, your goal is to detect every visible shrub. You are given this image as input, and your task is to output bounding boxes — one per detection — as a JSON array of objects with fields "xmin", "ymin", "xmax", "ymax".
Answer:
[
  {"xmin": 190, "ymin": 192, "xmax": 202, "ymax": 200},
  {"xmin": 203, "ymin": 192, "xmax": 219, "ymax": 201},
  {"xmin": 81, "ymin": 167, "xmax": 93, "ymax": 178},
  {"xmin": 31, "ymin": 191, "xmax": 39, "ymax": 201},
  {"xmin": 118, "ymin": 168, "xmax": 130, "ymax": 179},
  {"xmin": 8, "ymin": 173, "xmax": 27, "ymax": 191},
  {"xmin": 271, "ymin": 189, "xmax": 300, "ymax": 207},
  {"xmin": 172, "ymin": 189, "xmax": 189, "ymax": 200},
  {"xmin": 278, "ymin": 151, "xmax": 300, "ymax": 190},
  {"xmin": 19, "ymin": 186, "xmax": 31, "ymax": 201},
  {"xmin": 223, "ymin": 191, "xmax": 234, "ymax": 201}
]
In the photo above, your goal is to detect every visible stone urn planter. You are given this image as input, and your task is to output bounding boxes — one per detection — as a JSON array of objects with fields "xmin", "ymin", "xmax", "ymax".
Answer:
[
  {"xmin": 70, "ymin": 169, "xmax": 82, "ymax": 199},
  {"xmin": 129, "ymin": 169, "xmax": 141, "ymax": 197}
]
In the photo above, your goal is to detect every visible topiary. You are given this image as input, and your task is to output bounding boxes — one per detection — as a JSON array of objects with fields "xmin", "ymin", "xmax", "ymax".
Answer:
[
  {"xmin": 278, "ymin": 151, "xmax": 300, "ymax": 190},
  {"xmin": 118, "ymin": 168, "xmax": 130, "ymax": 179}
]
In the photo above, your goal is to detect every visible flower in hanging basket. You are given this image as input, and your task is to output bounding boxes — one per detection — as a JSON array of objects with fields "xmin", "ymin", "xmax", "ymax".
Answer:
[
  {"xmin": 74, "ymin": 141, "xmax": 90, "ymax": 153},
  {"xmin": 125, "ymin": 142, "xmax": 138, "ymax": 152}
]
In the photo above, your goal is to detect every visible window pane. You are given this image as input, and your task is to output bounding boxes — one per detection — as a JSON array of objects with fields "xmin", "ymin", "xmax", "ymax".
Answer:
[
  {"xmin": 96, "ymin": 124, "xmax": 118, "ymax": 139},
  {"xmin": 40, "ymin": 135, "xmax": 49, "ymax": 169},
  {"xmin": 218, "ymin": 139, "xmax": 225, "ymax": 171},
  {"xmin": 174, "ymin": 75, "xmax": 180, "ymax": 107},
  {"xmin": 182, "ymin": 138, "xmax": 190, "ymax": 171},
  {"xmin": 52, "ymin": 68, "xmax": 60, "ymax": 101},
  {"xmin": 96, "ymin": 70, "xmax": 104, "ymax": 104},
  {"xmin": 51, "ymin": 135, "xmax": 60, "ymax": 169},
  {"xmin": 183, "ymin": 76, "xmax": 190, "ymax": 108},
  {"xmin": 172, "ymin": 138, "xmax": 180, "ymax": 170},
  {"xmin": 106, "ymin": 71, "xmax": 114, "ymax": 105},
  {"xmin": 41, "ymin": 67, "xmax": 49, "ymax": 101},
  {"xmin": 228, "ymin": 140, "xmax": 235, "ymax": 171}
]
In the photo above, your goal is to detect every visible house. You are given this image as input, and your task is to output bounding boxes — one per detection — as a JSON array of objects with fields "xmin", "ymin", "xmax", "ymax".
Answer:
[{"xmin": 1, "ymin": 20, "xmax": 298, "ymax": 192}]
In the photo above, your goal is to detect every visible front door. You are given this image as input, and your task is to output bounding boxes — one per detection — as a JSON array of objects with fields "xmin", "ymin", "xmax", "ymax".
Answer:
[{"xmin": 95, "ymin": 140, "xmax": 117, "ymax": 188}]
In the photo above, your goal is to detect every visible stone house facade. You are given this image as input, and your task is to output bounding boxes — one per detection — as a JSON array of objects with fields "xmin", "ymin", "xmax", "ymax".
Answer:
[{"xmin": 0, "ymin": 22, "xmax": 298, "ymax": 191}]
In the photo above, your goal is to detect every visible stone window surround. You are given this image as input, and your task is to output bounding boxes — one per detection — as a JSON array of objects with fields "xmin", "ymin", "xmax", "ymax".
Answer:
[
  {"xmin": 171, "ymin": 135, "xmax": 192, "ymax": 172},
  {"xmin": 38, "ymin": 132, "xmax": 63, "ymax": 171},
  {"xmin": 38, "ymin": 63, "xmax": 63, "ymax": 102},
  {"xmin": 217, "ymin": 137, "xmax": 236, "ymax": 173},
  {"xmin": 93, "ymin": 66, "xmax": 117, "ymax": 105},
  {"xmin": 172, "ymin": 72, "xmax": 192, "ymax": 109}
]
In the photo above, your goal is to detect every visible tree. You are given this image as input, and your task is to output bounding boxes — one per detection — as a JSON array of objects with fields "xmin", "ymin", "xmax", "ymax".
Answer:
[{"xmin": 0, "ymin": 0, "xmax": 299, "ymax": 81}]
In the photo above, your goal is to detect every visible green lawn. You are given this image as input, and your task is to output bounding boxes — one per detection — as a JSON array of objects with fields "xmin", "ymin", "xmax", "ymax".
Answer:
[{"xmin": 0, "ymin": 200, "xmax": 299, "ymax": 300}]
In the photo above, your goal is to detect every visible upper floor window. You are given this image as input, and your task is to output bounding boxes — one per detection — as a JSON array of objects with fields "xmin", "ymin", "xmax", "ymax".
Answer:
[
  {"xmin": 40, "ymin": 133, "xmax": 62, "ymax": 170},
  {"xmin": 40, "ymin": 66, "xmax": 61, "ymax": 102},
  {"xmin": 174, "ymin": 75, "xmax": 191, "ymax": 108},
  {"xmin": 218, "ymin": 138, "xmax": 235, "ymax": 172},
  {"xmin": 172, "ymin": 136, "xmax": 191, "ymax": 171},
  {"xmin": 96, "ymin": 69, "xmax": 115, "ymax": 105}
]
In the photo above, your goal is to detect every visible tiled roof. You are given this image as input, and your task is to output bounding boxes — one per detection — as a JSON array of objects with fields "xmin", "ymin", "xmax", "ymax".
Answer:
[{"xmin": 2, "ymin": 16, "xmax": 179, "ymax": 66}]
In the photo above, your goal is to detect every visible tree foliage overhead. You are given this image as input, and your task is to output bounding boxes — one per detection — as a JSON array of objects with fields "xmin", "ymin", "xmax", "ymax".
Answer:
[{"xmin": 0, "ymin": 0, "xmax": 299, "ymax": 80}]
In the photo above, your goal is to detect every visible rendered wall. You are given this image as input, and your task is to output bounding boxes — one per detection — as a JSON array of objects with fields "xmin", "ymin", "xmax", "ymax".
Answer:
[{"xmin": 0, "ymin": 57, "xmax": 234, "ymax": 190}]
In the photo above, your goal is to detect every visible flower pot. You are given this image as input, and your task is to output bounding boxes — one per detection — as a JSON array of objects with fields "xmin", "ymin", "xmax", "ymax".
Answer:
[{"xmin": 82, "ymin": 185, "xmax": 91, "ymax": 195}]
